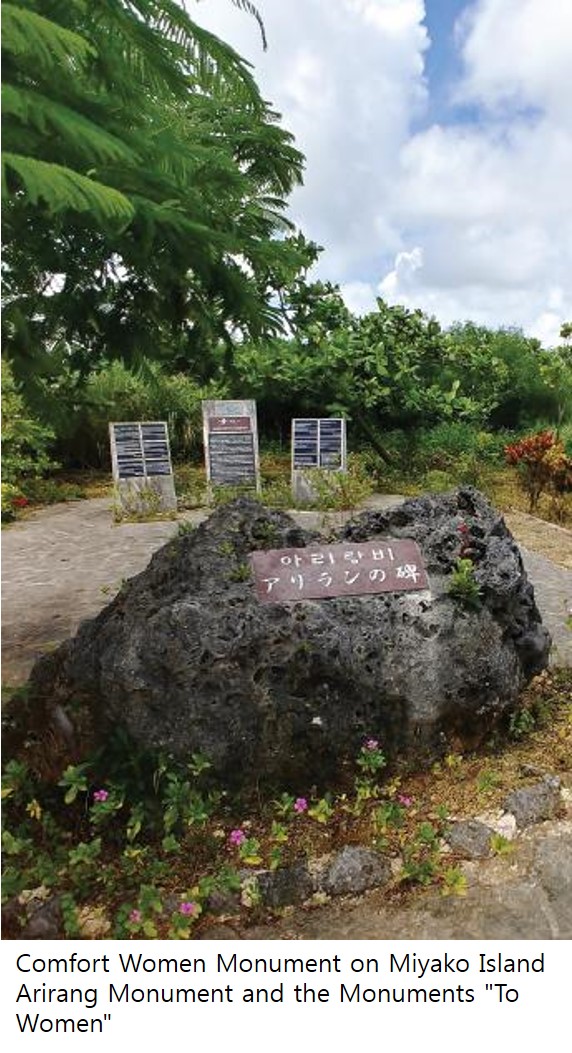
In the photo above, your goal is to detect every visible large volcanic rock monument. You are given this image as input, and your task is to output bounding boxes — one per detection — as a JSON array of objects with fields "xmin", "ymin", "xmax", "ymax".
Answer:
[{"xmin": 28, "ymin": 488, "xmax": 550, "ymax": 787}]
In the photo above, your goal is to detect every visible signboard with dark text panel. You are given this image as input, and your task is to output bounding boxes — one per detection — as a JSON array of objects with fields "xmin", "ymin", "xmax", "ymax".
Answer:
[
  {"xmin": 292, "ymin": 418, "xmax": 346, "ymax": 471},
  {"xmin": 202, "ymin": 400, "xmax": 260, "ymax": 491},
  {"xmin": 109, "ymin": 421, "xmax": 177, "ymax": 515}
]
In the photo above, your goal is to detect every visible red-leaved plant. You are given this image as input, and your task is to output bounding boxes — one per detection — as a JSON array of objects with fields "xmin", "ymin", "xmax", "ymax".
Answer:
[{"xmin": 505, "ymin": 430, "xmax": 572, "ymax": 513}]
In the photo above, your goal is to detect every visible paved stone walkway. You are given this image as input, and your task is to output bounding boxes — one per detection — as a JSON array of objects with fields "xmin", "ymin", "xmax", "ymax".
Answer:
[{"xmin": 2, "ymin": 496, "xmax": 571, "ymax": 684}]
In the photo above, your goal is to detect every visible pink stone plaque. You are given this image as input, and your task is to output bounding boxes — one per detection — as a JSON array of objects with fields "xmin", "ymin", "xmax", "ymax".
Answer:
[
  {"xmin": 250, "ymin": 539, "xmax": 429, "ymax": 603},
  {"xmin": 209, "ymin": 415, "xmax": 252, "ymax": 432}
]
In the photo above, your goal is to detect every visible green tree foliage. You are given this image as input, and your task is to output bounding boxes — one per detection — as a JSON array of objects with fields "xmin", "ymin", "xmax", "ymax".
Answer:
[
  {"xmin": 447, "ymin": 323, "xmax": 567, "ymax": 428},
  {"xmin": 49, "ymin": 360, "xmax": 222, "ymax": 467},
  {"xmin": 1, "ymin": 359, "xmax": 57, "ymax": 485},
  {"xmin": 230, "ymin": 286, "xmax": 572, "ymax": 447},
  {"xmin": 234, "ymin": 287, "xmax": 506, "ymax": 441},
  {"xmin": 2, "ymin": 0, "xmax": 312, "ymax": 384}
]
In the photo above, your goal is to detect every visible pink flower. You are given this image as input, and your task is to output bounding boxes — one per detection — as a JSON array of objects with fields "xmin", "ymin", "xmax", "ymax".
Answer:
[
  {"xmin": 457, "ymin": 523, "xmax": 469, "ymax": 534},
  {"xmin": 129, "ymin": 909, "xmax": 141, "ymax": 924},
  {"xmin": 364, "ymin": 738, "xmax": 379, "ymax": 751},
  {"xmin": 93, "ymin": 789, "xmax": 109, "ymax": 803},
  {"xmin": 294, "ymin": 797, "xmax": 308, "ymax": 813},
  {"xmin": 179, "ymin": 902, "xmax": 196, "ymax": 916},
  {"xmin": 397, "ymin": 794, "xmax": 413, "ymax": 807},
  {"xmin": 229, "ymin": 828, "xmax": 246, "ymax": 847}
]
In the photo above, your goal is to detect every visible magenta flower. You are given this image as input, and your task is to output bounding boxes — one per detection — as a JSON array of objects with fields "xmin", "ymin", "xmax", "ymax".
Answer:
[
  {"xmin": 397, "ymin": 794, "xmax": 413, "ymax": 807},
  {"xmin": 229, "ymin": 828, "xmax": 246, "ymax": 847},
  {"xmin": 364, "ymin": 738, "xmax": 379, "ymax": 751},
  {"xmin": 294, "ymin": 797, "xmax": 308, "ymax": 813},
  {"xmin": 179, "ymin": 902, "xmax": 196, "ymax": 917},
  {"xmin": 93, "ymin": 789, "xmax": 109, "ymax": 803},
  {"xmin": 129, "ymin": 909, "xmax": 141, "ymax": 924}
]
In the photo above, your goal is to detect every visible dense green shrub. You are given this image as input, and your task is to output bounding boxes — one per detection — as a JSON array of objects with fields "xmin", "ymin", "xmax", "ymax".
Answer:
[
  {"xmin": 1, "ymin": 361, "xmax": 57, "ymax": 516},
  {"xmin": 446, "ymin": 325, "xmax": 569, "ymax": 429},
  {"xmin": 35, "ymin": 361, "xmax": 225, "ymax": 468}
]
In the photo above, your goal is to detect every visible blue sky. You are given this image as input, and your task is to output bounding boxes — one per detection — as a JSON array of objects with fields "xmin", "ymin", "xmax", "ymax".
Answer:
[
  {"xmin": 190, "ymin": 0, "xmax": 571, "ymax": 345},
  {"xmin": 421, "ymin": 0, "xmax": 467, "ymax": 125}
]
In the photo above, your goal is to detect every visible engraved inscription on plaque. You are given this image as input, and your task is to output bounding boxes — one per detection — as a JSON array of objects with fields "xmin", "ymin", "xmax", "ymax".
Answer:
[
  {"xmin": 292, "ymin": 418, "xmax": 346, "ymax": 471},
  {"xmin": 209, "ymin": 416, "xmax": 251, "ymax": 433},
  {"xmin": 208, "ymin": 432, "xmax": 257, "ymax": 484},
  {"xmin": 318, "ymin": 418, "xmax": 344, "ymax": 469},
  {"xmin": 251, "ymin": 539, "xmax": 429, "ymax": 603},
  {"xmin": 202, "ymin": 399, "xmax": 260, "ymax": 491}
]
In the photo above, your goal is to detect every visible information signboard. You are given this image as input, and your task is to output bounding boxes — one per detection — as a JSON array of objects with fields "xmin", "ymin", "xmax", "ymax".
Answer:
[
  {"xmin": 109, "ymin": 421, "xmax": 177, "ymax": 515},
  {"xmin": 250, "ymin": 539, "xmax": 429, "ymax": 603},
  {"xmin": 292, "ymin": 418, "xmax": 346, "ymax": 470},
  {"xmin": 202, "ymin": 400, "xmax": 260, "ymax": 492},
  {"xmin": 291, "ymin": 417, "xmax": 347, "ymax": 501}
]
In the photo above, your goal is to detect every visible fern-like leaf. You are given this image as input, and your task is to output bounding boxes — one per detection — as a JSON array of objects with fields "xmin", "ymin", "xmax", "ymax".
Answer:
[
  {"xmin": 2, "ymin": 152, "xmax": 134, "ymax": 224},
  {"xmin": 1, "ymin": 3, "xmax": 94, "ymax": 72},
  {"xmin": 3, "ymin": 85, "xmax": 141, "ymax": 165}
]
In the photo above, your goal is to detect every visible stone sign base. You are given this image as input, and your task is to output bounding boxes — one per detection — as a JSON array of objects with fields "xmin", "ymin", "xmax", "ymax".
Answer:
[
  {"xmin": 113, "ymin": 475, "xmax": 177, "ymax": 519},
  {"xmin": 292, "ymin": 468, "xmax": 346, "ymax": 504}
]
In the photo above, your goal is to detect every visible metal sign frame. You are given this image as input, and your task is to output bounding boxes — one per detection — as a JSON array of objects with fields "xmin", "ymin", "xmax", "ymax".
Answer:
[{"xmin": 110, "ymin": 421, "xmax": 174, "ymax": 481}]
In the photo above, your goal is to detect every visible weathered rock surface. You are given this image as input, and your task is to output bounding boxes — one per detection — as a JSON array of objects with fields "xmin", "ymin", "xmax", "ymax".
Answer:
[
  {"xmin": 321, "ymin": 846, "xmax": 391, "ymax": 896},
  {"xmin": 28, "ymin": 489, "xmax": 550, "ymax": 788},
  {"xmin": 445, "ymin": 819, "xmax": 495, "ymax": 859},
  {"xmin": 503, "ymin": 776, "xmax": 562, "ymax": 828}
]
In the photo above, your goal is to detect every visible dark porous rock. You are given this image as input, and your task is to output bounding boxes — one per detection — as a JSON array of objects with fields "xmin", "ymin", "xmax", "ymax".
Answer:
[
  {"xmin": 445, "ymin": 819, "xmax": 495, "ymax": 859},
  {"xmin": 321, "ymin": 846, "xmax": 391, "ymax": 896},
  {"xmin": 256, "ymin": 860, "xmax": 315, "ymax": 908},
  {"xmin": 28, "ymin": 490, "xmax": 550, "ymax": 788},
  {"xmin": 1, "ymin": 897, "xmax": 26, "ymax": 939},
  {"xmin": 503, "ymin": 776, "xmax": 562, "ymax": 829},
  {"xmin": 206, "ymin": 888, "xmax": 242, "ymax": 916},
  {"xmin": 20, "ymin": 897, "xmax": 63, "ymax": 940},
  {"xmin": 196, "ymin": 923, "xmax": 242, "ymax": 941}
]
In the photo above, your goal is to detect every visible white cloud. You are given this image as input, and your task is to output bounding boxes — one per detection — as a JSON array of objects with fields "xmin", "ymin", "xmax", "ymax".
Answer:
[
  {"xmin": 376, "ymin": 0, "xmax": 572, "ymax": 343},
  {"xmin": 457, "ymin": 0, "xmax": 572, "ymax": 124},
  {"xmin": 378, "ymin": 246, "xmax": 423, "ymax": 299},
  {"xmin": 340, "ymin": 279, "xmax": 378, "ymax": 315},
  {"xmin": 190, "ymin": 0, "xmax": 428, "ymax": 274},
  {"xmin": 189, "ymin": 0, "xmax": 572, "ymax": 344}
]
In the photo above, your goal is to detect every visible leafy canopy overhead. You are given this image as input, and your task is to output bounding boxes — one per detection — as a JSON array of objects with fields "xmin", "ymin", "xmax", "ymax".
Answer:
[{"xmin": 2, "ymin": 0, "xmax": 316, "ymax": 378}]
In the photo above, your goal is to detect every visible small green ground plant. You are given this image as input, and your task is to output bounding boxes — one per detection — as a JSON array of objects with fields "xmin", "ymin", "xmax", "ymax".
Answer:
[
  {"xmin": 448, "ymin": 558, "xmax": 482, "ymax": 609},
  {"xmin": 3, "ymin": 665, "xmax": 569, "ymax": 939}
]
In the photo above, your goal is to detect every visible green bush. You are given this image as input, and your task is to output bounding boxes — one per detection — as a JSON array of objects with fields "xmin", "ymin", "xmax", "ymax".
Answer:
[
  {"xmin": 412, "ymin": 423, "xmax": 510, "ymax": 470},
  {"xmin": 41, "ymin": 361, "xmax": 225, "ymax": 468},
  {"xmin": 1, "ymin": 361, "xmax": 58, "ymax": 501}
]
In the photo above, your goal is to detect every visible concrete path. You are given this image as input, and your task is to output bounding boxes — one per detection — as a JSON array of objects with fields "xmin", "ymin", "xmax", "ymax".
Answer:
[{"xmin": 2, "ymin": 496, "xmax": 571, "ymax": 684}]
